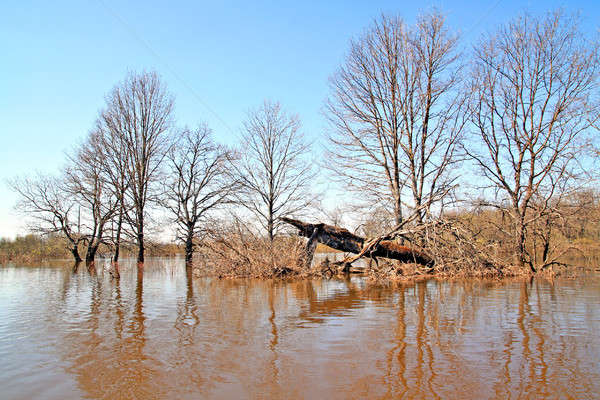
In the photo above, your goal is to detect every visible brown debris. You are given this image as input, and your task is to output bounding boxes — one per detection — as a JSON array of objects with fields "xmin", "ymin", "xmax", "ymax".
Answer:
[{"xmin": 281, "ymin": 217, "xmax": 433, "ymax": 268}]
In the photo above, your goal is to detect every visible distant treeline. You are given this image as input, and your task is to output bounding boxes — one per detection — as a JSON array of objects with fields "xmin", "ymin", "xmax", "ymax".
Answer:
[
  {"xmin": 0, "ymin": 234, "xmax": 182, "ymax": 265},
  {"xmin": 6, "ymin": 8, "xmax": 600, "ymax": 277}
]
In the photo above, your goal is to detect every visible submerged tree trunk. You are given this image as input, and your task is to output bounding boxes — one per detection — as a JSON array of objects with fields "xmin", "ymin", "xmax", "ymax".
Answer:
[
  {"xmin": 185, "ymin": 230, "xmax": 194, "ymax": 264},
  {"xmin": 85, "ymin": 244, "xmax": 99, "ymax": 263},
  {"xmin": 111, "ymin": 262, "xmax": 121, "ymax": 279},
  {"xmin": 113, "ymin": 241, "xmax": 121, "ymax": 263},
  {"xmin": 137, "ymin": 232, "xmax": 145, "ymax": 264},
  {"xmin": 71, "ymin": 244, "xmax": 82, "ymax": 263},
  {"xmin": 282, "ymin": 217, "xmax": 433, "ymax": 267},
  {"xmin": 137, "ymin": 211, "xmax": 145, "ymax": 264},
  {"xmin": 113, "ymin": 208, "xmax": 123, "ymax": 262}
]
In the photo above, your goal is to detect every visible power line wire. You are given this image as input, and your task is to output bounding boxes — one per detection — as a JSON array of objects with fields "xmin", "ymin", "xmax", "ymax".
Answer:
[
  {"xmin": 463, "ymin": 0, "xmax": 503, "ymax": 39},
  {"xmin": 96, "ymin": 0, "xmax": 235, "ymax": 135}
]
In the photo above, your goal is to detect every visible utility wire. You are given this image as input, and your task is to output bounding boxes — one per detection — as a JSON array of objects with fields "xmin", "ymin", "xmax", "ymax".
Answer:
[
  {"xmin": 463, "ymin": 0, "xmax": 503, "ymax": 39},
  {"xmin": 96, "ymin": 0, "xmax": 235, "ymax": 135}
]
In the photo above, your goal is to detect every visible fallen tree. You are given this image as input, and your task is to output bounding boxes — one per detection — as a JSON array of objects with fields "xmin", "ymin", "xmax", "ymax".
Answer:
[{"xmin": 281, "ymin": 217, "xmax": 433, "ymax": 272}]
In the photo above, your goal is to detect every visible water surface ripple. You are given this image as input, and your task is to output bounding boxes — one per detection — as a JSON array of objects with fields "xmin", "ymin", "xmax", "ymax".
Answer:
[{"xmin": 0, "ymin": 259, "xmax": 598, "ymax": 399}]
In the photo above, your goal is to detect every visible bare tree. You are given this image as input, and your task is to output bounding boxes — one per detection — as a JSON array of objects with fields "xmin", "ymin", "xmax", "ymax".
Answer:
[
  {"xmin": 7, "ymin": 174, "xmax": 85, "ymax": 263},
  {"xmin": 94, "ymin": 116, "xmax": 131, "ymax": 263},
  {"xmin": 164, "ymin": 125, "xmax": 237, "ymax": 264},
  {"xmin": 237, "ymin": 100, "xmax": 317, "ymax": 242},
  {"xmin": 100, "ymin": 71, "xmax": 174, "ymax": 264},
  {"xmin": 326, "ymin": 11, "xmax": 465, "ymax": 226},
  {"xmin": 64, "ymin": 130, "xmax": 119, "ymax": 263},
  {"xmin": 465, "ymin": 11, "xmax": 599, "ymax": 272}
]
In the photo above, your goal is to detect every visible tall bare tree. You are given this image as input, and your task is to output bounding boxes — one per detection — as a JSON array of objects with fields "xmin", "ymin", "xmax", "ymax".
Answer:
[
  {"xmin": 100, "ymin": 71, "xmax": 174, "ymax": 264},
  {"xmin": 64, "ymin": 130, "xmax": 118, "ymax": 263},
  {"xmin": 326, "ymin": 11, "xmax": 465, "ymax": 226},
  {"xmin": 164, "ymin": 125, "xmax": 237, "ymax": 263},
  {"xmin": 237, "ymin": 100, "xmax": 317, "ymax": 241},
  {"xmin": 94, "ymin": 116, "xmax": 131, "ymax": 263},
  {"xmin": 8, "ymin": 174, "xmax": 85, "ymax": 263},
  {"xmin": 465, "ymin": 11, "xmax": 599, "ymax": 272}
]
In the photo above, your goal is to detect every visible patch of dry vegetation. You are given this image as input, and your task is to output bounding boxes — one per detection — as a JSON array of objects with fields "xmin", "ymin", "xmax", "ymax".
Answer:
[
  {"xmin": 0, "ymin": 234, "xmax": 71, "ymax": 264},
  {"xmin": 311, "ymin": 217, "xmax": 526, "ymax": 282},
  {"xmin": 312, "ymin": 192, "xmax": 600, "ymax": 282},
  {"xmin": 0, "ymin": 233, "xmax": 183, "ymax": 266},
  {"xmin": 194, "ymin": 221, "xmax": 311, "ymax": 278}
]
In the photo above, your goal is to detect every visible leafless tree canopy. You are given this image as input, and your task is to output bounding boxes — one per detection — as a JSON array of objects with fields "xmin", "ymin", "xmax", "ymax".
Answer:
[
  {"xmin": 100, "ymin": 71, "xmax": 174, "ymax": 263},
  {"xmin": 237, "ymin": 100, "xmax": 317, "ymax": 241},
  {"xmin": 326, "ymin": 11, "xmax": 465, "ymax": 226},
  {"xmin": 466, "ymin": 10, "xmax": 600, "ymax": 271},
  {"xmin": 165, "ymin": 125, "xmax": 237, "ymax": 262}
]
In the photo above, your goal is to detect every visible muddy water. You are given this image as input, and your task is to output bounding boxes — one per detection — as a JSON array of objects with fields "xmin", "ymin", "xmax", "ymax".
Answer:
[{"xmin": 0, "ymin": 260, "xmax": 599, "ymax": 399}]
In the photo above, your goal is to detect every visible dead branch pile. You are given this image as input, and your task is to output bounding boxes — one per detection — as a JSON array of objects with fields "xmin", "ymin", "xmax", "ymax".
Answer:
[
  {"xmin": 386, "ymin": 218, "xmax": 513, "ymax": 278},
  {"xmin": 283, "ymin": 212, "xmax": 525, "ymax": 279},
  {"xmin": 195, "ymin": 220, "xmax": 310, "ymax": 278}
]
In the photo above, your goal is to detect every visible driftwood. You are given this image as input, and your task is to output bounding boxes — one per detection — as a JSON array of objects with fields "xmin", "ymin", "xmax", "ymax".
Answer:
[{"xmin": 281, "ymin": 217, "xmax": 433, "ymax": 271}]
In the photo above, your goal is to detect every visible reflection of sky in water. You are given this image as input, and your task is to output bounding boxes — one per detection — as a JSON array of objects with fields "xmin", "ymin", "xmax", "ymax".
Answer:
[{"xmin": 0, "ymin": 261, "xmax": 599, "ymax": 399}]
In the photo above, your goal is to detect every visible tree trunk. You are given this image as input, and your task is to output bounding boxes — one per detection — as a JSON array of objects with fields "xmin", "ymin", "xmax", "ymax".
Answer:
[
  {"xmin": 71, "ymin": 244, "xmax": 82, "ymax": 263},
  {"xmin": 113, "ymin": 209, "xmax": 123, "ymax": 262},
  {"xmin": 113, "ymin": 242, "xmax": 120, "ymax": 263},
  {"xmin": 137, "ymin": 232, "xmax": 144, "ymax": 264},
  {"xmin": 394, "ymin": 196, "xmax": 403, "ymax": 226},
  {"xmin": 85, "ymin": 243, "xmax": 99, "ymax": 263},
  {"xmin": 541, "ymin": 217, "xmax": 552, "ymax": 266},
  {"xmin": 185, "ymin": 231, "xmax": 194, "ymax": 264},
  {"xmin": 303, "ymin": 226, "xmax": 320, "ymax": 269},
  {"xmin": 282, "ymin": 217, "xmax": 433, "ymax": 266},
  {"xmin": 514, "ymin": 219, "xmax": 535, "ymax": 273},
  {"xmin": 267, "ymin": 213, "xmax": 274, "ymax": 243}
]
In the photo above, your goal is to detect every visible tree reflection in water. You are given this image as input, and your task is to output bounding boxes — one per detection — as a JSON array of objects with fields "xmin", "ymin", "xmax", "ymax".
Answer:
[
  {"xmin": 59, "ymin": 260, "xmax": 162, "ymax": 400},
  {"xmin": 32, "ymin": 260, "xmax": 599, "ymax": 399}
]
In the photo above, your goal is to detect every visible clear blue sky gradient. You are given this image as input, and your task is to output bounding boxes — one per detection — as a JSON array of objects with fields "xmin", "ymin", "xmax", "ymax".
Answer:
[{"xmin": 1, "ymin": 0, "xmax": 598, "ymax": 238}]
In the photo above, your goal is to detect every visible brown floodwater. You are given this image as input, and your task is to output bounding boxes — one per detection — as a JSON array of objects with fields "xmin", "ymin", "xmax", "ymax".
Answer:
[{"xmin": 0, "ymin": 259, "xmax": 599, "ymax": 399}]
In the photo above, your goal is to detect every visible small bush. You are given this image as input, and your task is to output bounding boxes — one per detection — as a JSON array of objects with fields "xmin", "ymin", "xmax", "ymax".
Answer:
[{"xmin": 195, "ymin": 221, "xmax": 309, "ymax": 278}]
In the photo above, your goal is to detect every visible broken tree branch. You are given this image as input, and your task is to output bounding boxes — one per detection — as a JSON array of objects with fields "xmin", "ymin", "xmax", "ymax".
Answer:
[{"xmin": 281, "ymin": 217, "xmax": 434, "ymax": 269}]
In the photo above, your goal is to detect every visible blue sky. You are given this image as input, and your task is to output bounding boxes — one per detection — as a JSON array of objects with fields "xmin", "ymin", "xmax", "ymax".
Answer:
[{"xmin": 1, "ymin": 0, "xmax": 598, "ymax": 239}]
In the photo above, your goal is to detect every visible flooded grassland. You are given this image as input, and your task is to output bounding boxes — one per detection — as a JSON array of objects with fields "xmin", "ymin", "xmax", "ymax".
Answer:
[{"xmin": 0, "ymin": 259, "xmax": 599, "ymax": 399}]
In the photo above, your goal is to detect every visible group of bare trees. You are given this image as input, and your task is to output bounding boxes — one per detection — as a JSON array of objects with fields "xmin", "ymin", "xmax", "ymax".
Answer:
[
  {"xmin": 8, "ymin": 9, "xmax": 600, "ymax": 274},
  {"xmin": 9, "ymin": 74, "xmax": 316, "ymax": 268},
  {"xmin": 327, "ymin": 9, "xmax": 599, "ymax": 272}
]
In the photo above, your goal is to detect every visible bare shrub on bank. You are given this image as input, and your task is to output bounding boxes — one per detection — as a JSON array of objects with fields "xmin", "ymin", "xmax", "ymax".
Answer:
[{"xmin": 195, "ymin": 219, "xmax": 308, "ymax": 278}]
